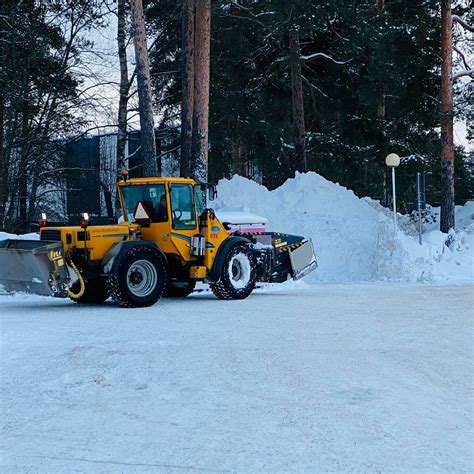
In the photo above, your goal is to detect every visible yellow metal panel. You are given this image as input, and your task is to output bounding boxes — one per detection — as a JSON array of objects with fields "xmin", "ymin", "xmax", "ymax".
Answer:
[
  {"xmin": 203, "ymin": 211, "xmax": 229, "ymax": 270},
  {"xmin": 41, "ymin": 223, "xmax": 135, "ymax": 262},
  {"xmin": 189, "ymin": 266, "xmax": 207, "ymax": 279}
]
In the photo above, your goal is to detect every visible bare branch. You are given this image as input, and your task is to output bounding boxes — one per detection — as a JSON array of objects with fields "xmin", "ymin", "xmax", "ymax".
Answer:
[
  {"xmin": 453, "ymin": 15, "xmax": 474, "ymax": 32},
  {"xmin": 301, "ymin": 52, "xmax": 350, "ymax": 65},
  {"xmin": 453, "ymin": 69, "xmax": 474, "ymax": 80},
  {"xmin": 453, "ymin": 45, "xmax": 471, "ymax": 71}
]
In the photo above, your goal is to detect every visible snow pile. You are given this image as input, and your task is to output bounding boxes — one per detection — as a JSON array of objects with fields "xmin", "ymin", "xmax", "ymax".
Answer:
[
  {"xmin": 214, "ymin": 173, "xmax": 473, "ymax": 283},
  {"xmin": 0, "ymin": 231, "xmax": 38, "ymax": 241}
]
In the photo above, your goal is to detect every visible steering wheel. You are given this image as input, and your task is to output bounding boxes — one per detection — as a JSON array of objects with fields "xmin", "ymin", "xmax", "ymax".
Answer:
[{"xmin": 172, "ymin": 209, "xmax": 183, "ymax": 220}]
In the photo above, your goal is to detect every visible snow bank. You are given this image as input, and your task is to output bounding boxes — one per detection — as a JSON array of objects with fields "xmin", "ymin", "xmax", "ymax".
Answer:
[
  {"xmin": 0, "ymin": 231, "xmax": 39, "ymax": 241},
  {"xmin": 215, "ymin": 173, "xmax": 473, "ymax": 283}
]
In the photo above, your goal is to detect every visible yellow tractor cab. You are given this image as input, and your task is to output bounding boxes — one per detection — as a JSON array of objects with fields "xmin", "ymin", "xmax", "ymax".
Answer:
[{"xmin": 0, "ymin": 176, "xmax": 317, "ymax": 307}]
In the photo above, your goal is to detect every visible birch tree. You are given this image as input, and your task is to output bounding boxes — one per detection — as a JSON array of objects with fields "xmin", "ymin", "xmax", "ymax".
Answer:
[
  {"xmin": 1, "ymin": 0, "xmax": 113, "ymax": 231},
  {"xmin": 116, "ymin": 0, "xmax": 130, "ymax": 171}
]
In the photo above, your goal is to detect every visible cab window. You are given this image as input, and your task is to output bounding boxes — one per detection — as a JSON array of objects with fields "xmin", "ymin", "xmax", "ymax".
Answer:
[
  {"xmin": 170, "ymin": 184, "xmax": 196, "ymax": 229},
  {"xmin": 194, "ymin": 185, "xmax": 204, "ymax": 217},
  {"xmin": 121, "ymin": 185, "xmax": 168, "ymax": 223}
]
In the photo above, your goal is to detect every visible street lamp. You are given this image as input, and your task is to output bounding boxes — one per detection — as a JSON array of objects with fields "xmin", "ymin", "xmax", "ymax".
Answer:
[{"xmin": 385, "ymin": 153, "xmax": 400, "ymax": 233}]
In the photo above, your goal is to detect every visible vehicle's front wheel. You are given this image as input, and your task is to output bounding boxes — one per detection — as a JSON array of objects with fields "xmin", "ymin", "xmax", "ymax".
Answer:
[
  {"xmin": 107, "ymin": 246, "xmax": 167, "ymax": 308},
  {"xmin": 210, "ymin": 244, "xmax": 257, "ymax": 300}
]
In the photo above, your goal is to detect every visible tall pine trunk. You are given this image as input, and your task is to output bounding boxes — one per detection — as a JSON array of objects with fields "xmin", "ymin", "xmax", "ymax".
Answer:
[
  {"xmin": 180, "ymin": 0, "xmax": 195, "ymax": 178},
  {"xmin": 0, "ymin": 94, "xmax": 5, "ymax": 228},
  {"xmin": 130, "ymin": 0, "xmax": 158, "ymax": 177},
  {"xmin": 289, "ymin": 30, "xmax": 307, "ymax": 173},
  {"xmin": 18, "ymin": 99, "xmax": 29, "ymax": 232},
  {"xmin": 233, "ymin": 136, "xmax": 248, "ymax": 177},
  {"xmin": 116, "ymin": 0, "xmax": 129, "ymax": 171},
  {"xmin": 440, "ymin": 0, "xmax": 455, "ymax": 232},
  {"xmin": 191, "ymin": 0, "xmax": 211, "ymax": 183}
]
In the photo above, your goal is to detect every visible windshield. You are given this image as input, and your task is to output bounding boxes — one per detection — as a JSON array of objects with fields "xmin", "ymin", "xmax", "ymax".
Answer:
[
  {"xmin": 170, "ymin": 184, "xmax": 196, "ymax": 229},
  {"xmin": 121, "ymin": 185, "xmax": 167, "ymax": 223}
]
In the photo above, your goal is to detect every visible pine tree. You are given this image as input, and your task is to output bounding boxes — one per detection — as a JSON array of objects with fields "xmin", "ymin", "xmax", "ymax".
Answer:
[
  {"xmin": 180, "ymin": 0, "xmax": 195, "ymax": 178},
  {"xmin": 130, "ymin": 0, "xmax": 159, "ymax": 177},
  {"xmin": 440, "ymin": 0, "xmax": 455, "ymax": 232},
  {"xmin": 191, "ymin": 0, "xmax": 211, "ymax": 183}
]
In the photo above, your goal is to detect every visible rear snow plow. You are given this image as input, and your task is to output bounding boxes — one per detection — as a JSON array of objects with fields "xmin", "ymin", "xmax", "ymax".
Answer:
[{"xmin": 238, "ymin": 232, "xmax": 317, "ymax": 283}]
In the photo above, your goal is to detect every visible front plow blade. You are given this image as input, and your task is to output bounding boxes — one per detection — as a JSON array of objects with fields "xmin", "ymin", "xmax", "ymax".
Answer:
[
  {"xmin": 289, "ymin": 239, "xmax": 318, "ymax": 280},
  {"xmin": 0, "ymin": 239, "xmax": 70, "ymax": 296}
]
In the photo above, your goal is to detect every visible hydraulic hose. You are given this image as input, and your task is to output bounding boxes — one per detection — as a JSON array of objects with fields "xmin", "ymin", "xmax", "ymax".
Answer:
[{"xmin": 66, "ymin": 255, "xmax": 85, "ymax": 299}]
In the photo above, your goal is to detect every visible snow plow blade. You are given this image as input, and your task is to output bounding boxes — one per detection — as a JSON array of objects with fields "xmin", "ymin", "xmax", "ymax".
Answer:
[
  {"xmin": 240, "ymin": 232, "xmax": 318, "ymax": 283},
  {"xmin": 288, "ymin": 239, "xmax": 317, "ymax": 280},
  {"xmin": 0, "ymin": 239, "xmax": 70, "ymax": 296}
]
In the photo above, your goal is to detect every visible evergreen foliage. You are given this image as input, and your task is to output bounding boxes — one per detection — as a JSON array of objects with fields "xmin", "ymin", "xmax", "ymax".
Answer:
[{"xmin": 147, "ymin": 0, "xmax": 473, "ymax": 211}]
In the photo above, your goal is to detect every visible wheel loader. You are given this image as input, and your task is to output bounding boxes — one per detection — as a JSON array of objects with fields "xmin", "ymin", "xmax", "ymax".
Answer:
[{"xmin": 0, "ymin": 175, "xmax": 317, "ymax": 307}]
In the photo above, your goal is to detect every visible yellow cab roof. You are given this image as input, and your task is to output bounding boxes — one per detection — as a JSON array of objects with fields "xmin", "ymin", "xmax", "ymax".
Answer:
[{"xmin": 117, "ymin": 176, "xmax": 197, "ymax": 186}]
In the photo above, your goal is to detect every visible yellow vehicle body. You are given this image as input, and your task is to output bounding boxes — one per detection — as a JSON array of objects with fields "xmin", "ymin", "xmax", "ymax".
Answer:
[
  {"xmin": 116, "ymin": 177, "xmax": 228, "ymax": 277},
  {"xmin": 39, "ymin": 177, "xmax": 229, "ymax": 281}
]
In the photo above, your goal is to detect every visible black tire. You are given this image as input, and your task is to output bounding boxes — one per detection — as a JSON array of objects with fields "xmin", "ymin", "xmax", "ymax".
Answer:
[
  {"xmin": 106, "ymin": 245, "xmax": 167, "ymax": 308},
  {"xmin": 210, "ymin": 244, "xmax": 257, "ymax": 300},
  {"xmin": 69, "ymin": 277, "xmax": 108, "ymax": 304},
  {"xmin": 165, "ymin": 279, "xmax": 196, "ymax": 297}
]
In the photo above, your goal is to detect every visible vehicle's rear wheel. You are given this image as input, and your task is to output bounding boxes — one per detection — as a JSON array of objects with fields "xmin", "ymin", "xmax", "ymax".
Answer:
[
  {"xmin": 210, "ymin": 244, "xmax": 257, "ymax": 300},
  {"xmin": 107, "ymin": 246, "xmax": 166, "ymax": 308},
  {"xmin": 165, "ymin": 279, "xmax": 196, "ymax": 297},
  {"xmin": 69, "ymin": 276, "xmax": 108, "ymax": 304}
]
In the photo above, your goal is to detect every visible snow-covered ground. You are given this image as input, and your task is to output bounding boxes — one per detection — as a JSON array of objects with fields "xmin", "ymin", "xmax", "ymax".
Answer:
[
  {"xmin": 0, "ymin": 283, "xmax": 472, "ymax": 472},
  {"xmin": 1, "ymin": 172, "xmax": 473, "ymax": 471}
]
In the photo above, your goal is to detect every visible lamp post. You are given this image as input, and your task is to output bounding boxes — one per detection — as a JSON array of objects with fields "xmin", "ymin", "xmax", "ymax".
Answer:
[{"xmin": 385, "ymin": 153, "xmax": 400, "ymax": 234}]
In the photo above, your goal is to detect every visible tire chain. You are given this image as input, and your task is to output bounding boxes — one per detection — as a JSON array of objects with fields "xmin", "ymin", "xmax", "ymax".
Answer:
[
  {"xmin": 106, "ymin": 245, "xmax": 167, "ymax": 308},
  {"xmin": 210, "ymin": 244, "xmax": 257, "ymax": 300}
]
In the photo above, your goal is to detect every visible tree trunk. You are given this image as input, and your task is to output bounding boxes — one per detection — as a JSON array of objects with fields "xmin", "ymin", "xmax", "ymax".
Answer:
[
  {"xmin": 18, "ymin": 98, "xmax": 30, "ymax": 232},
  {"xmin": 289, "ymin": 30, "xmax": 307, "ymax": 173},
  {"xmin": 191, "ymin": 0, "xmax": 211, "ymax": 183},
  {"xmin": 440, "ymin": 0, "xmax": 455, "ymax": 232},
  {"xmin": 180, "ymin": 0, "xmax": 195, "ymax": 178},
  {"xmin": 130, "ymin": 0, "xmax": 158, "ymax": 177},
  {"xmin": 0, "ymin": 94, "xmax": 5, "ymax": 229},
  {"xmin": 116, "ymin": 0, "xmax": 129, "ymax": 171},
  {"xmin": 233, "ymin": 136, "xmax": 248, "ymax": 177}
]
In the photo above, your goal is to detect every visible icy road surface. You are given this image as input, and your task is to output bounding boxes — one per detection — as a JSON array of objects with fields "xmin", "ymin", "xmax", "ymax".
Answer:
[{"xmin": 1, "ymin": 283, "xmax": 472, "ymax": 472}]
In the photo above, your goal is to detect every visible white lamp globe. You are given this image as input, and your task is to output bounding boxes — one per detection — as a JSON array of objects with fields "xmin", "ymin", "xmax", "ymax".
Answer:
[{"xmin": 385, "ymin": 153, "xmax": 401, "ymax": 167}]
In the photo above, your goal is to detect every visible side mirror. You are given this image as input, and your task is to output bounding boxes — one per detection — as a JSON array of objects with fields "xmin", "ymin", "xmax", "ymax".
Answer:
[{"xmin": 208, "ymin": 184, "xmax": 217, "ymax": 201}]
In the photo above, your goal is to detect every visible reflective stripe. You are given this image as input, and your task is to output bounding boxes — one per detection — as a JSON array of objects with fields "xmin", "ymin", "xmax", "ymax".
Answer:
[
  {"xmin": 95, "ymin": 234, "xmax": 129, "ymax": 238},
  {"xmin": 278, "ymin": 242, "xmax": 305, "ymax": 253},
  {"xmin": 171, "ymin": 232, "xmax": 192, "ymax": 242}
]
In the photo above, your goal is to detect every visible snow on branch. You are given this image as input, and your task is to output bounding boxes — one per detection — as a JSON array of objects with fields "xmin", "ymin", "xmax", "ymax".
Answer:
[
  {"xmin": 453, "ymin": 46, "xmax": 471, "ymax": 71},
  {"xmin": 453, "ymin": 69, "xmax": 474, "ymax": 81},
  {"xmin": 273, "ymin": 52, "xmax": 349, "ymax": 66},
  {"xmin": 453, "ymin": 15, "xmax": 474, "ymax": 32},
  {"xmin": 300, "ymin": 52, "xmax": 349, "ymax": 65}
]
